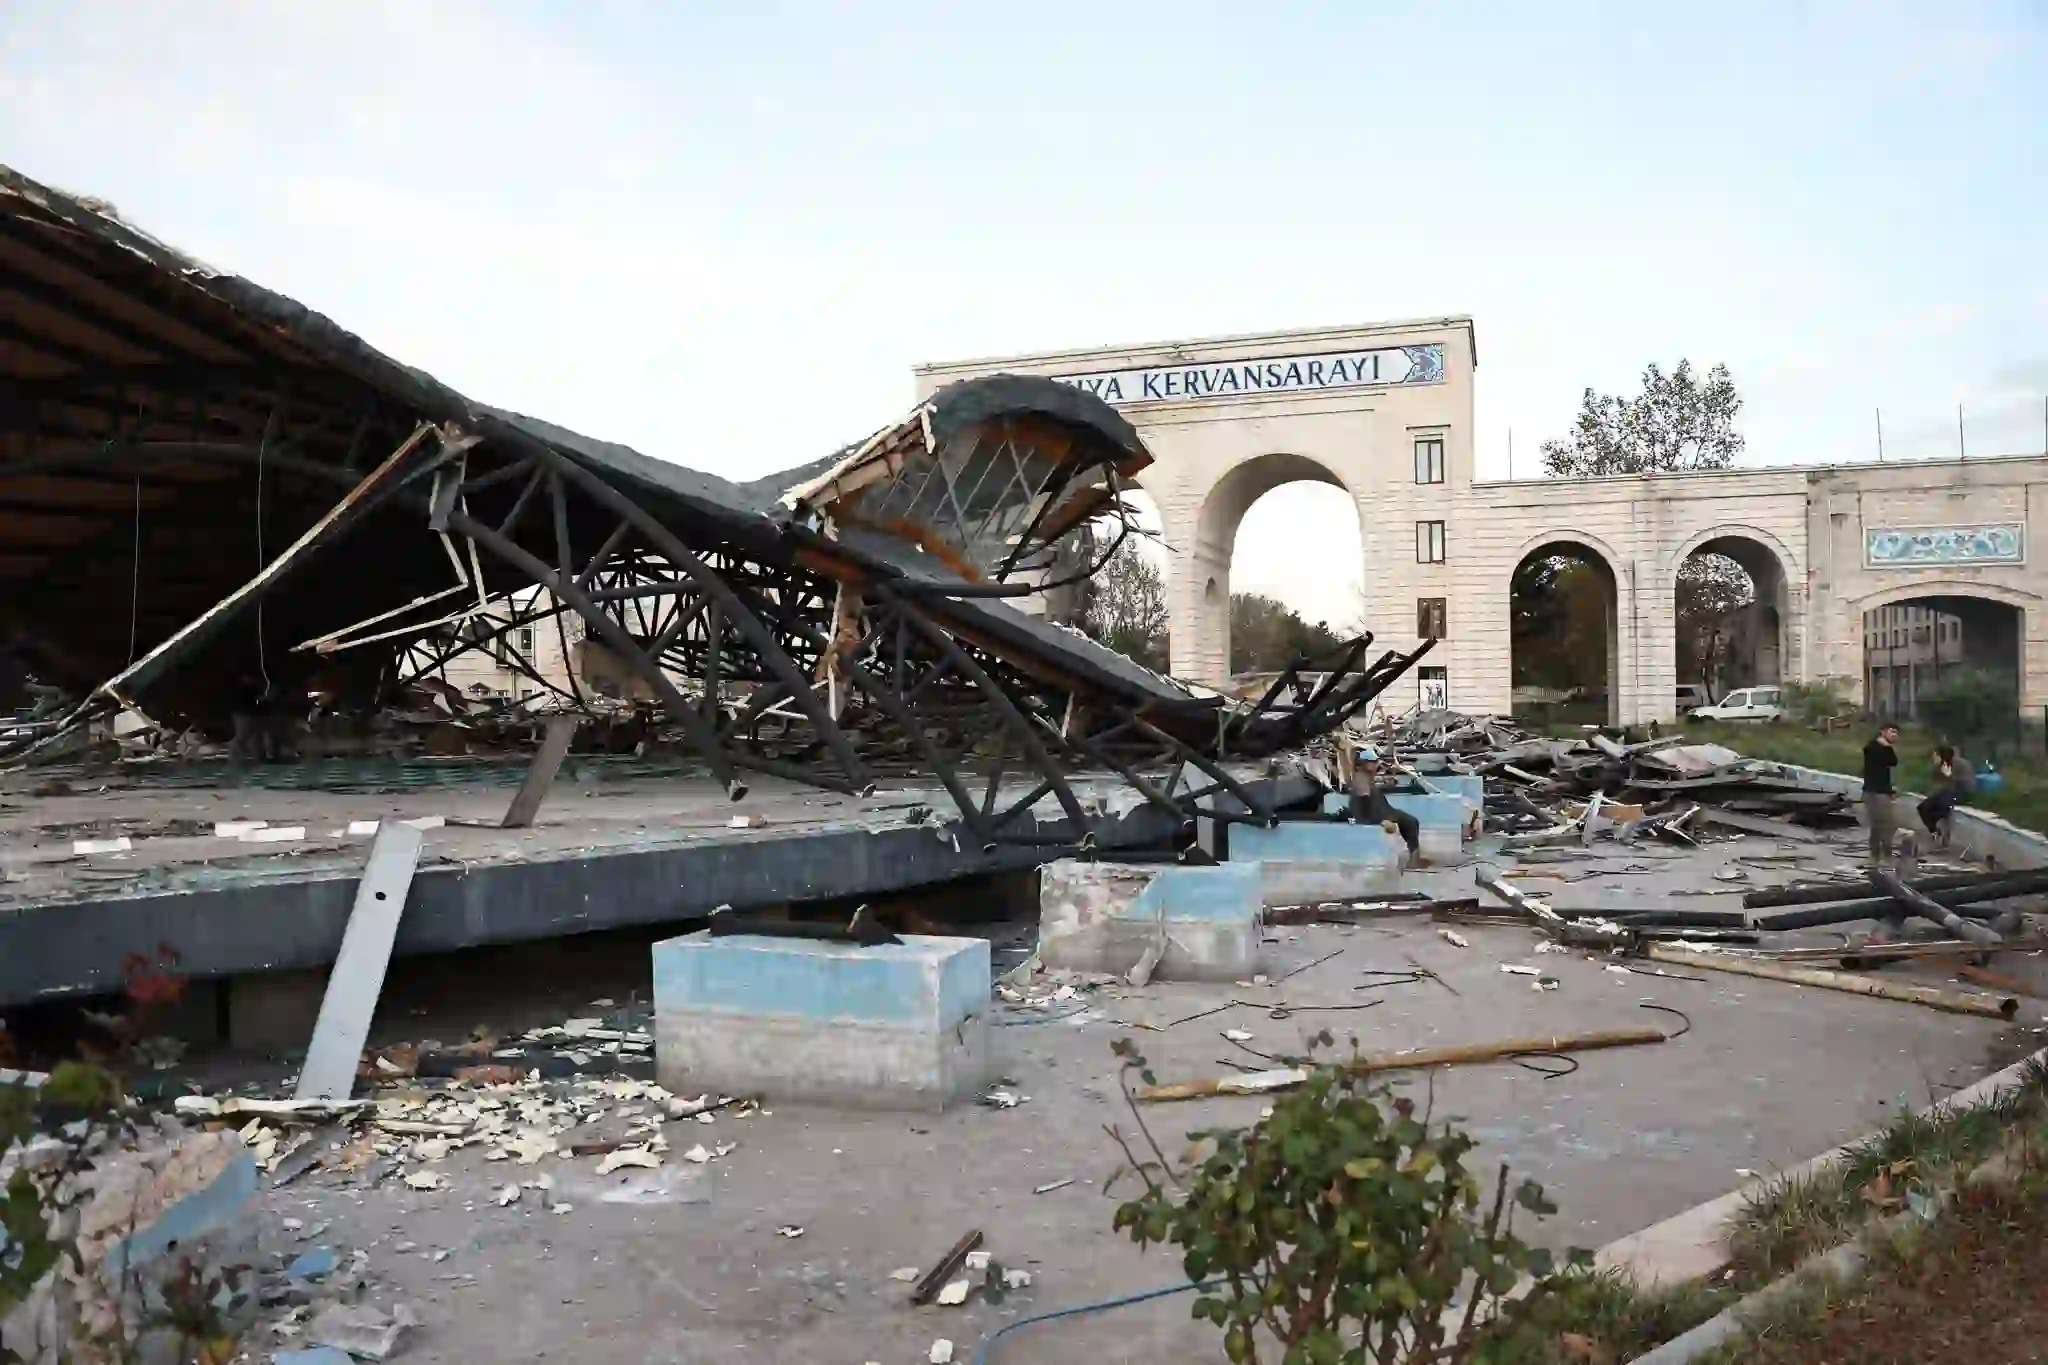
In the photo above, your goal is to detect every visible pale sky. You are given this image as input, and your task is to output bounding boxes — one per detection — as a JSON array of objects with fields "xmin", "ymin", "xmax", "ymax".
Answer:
[{"xmin": 3, "ymin": 2, "xmax": 2043, "ymax": 628}]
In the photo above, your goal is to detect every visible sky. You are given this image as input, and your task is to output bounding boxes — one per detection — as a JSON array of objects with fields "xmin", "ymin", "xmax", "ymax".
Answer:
[{"xmin": 3, "ymin": 1, "xmax": 2043, "ymax": 628}]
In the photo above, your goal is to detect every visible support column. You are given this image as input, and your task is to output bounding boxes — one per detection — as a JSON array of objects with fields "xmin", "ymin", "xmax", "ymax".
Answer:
[{"xmin": 1169, "ymin": 542, "xmax": 1231, "ymax": 687}]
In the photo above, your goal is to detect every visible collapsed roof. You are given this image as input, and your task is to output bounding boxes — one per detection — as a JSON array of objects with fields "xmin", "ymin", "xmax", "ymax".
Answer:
[{"xmin": 0, "ymin": 163, "xmax": 1429, "ymax": 841}]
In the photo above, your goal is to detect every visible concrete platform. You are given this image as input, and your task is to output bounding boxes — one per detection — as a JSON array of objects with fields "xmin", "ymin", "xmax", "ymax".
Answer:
[
  {"xmin": 228, "ymin": 823, "xmax": 2032, "ymax": 1365},
  {"xmin": 652, "ymin": 931, "xmax": 989, "ymax": 1109},
  {"xmin": 1036, "ymin": 860, "xmax": 1262, "ymax": 981},
  {"xmin": 0, "ymin": 765, "xmax": 1314, "ymax": 1006},
  {"xmin": 1228, "ymin": 820, "xmax": 1406, "ymax": 904}
]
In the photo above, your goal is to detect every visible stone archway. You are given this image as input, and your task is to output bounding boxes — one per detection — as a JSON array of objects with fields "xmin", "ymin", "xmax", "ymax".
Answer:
[
  {"xmin": 1507, "ymin": 531, "xmax": 1629, "ymax": 727},
  {"xmin": 1168, "ymin": 453, "xmax": 1359, "ymax": 685},
  {"xmin": 1667, "ymin": 524, "xmax": 1802, "ymax": 699},
  {"xmin": 1848, "ymin": 580, "xmax": 2044, "ymax": 717}
]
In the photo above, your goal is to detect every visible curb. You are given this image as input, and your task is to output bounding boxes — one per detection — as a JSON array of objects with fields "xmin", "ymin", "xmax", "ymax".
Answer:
[
  {"xmin": 1593, "ymin": 1043, "xmax": 2048, "ymax": 1288},
  {"xmin": 1621, "ymin": 1045, "xmax": 2045, "ymax": 1364}
]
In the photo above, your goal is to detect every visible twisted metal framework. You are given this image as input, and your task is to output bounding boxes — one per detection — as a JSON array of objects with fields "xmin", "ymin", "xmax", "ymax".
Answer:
[{"xmin": 0, "ymin": 162, "xmax": 1433, "ymax": 852}]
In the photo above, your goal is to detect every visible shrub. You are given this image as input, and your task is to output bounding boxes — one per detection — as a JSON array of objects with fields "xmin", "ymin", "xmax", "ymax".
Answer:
[{"xmin": 1106, "ymin": 1037, "xmax": 1577, "ymax": 1364}]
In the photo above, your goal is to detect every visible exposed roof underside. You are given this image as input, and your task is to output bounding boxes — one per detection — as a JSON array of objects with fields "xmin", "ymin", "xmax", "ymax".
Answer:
[{"xmin": 0, "ymin": 163, "xmax": 1429, "ymax": 809}]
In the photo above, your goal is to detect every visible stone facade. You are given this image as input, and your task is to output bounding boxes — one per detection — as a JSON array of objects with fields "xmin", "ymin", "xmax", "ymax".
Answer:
[{"xmin": 917, "ymin": 319, "xmax": 2048, "ymax": 724}]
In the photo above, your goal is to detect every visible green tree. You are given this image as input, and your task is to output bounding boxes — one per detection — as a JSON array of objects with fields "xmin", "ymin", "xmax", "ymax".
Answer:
[
  {"xmin": 1541, "ymin": 360, "xmax": 1744, "ymax": 477},
  {"xmin": 1231, "ymin": 592, "xmax": 1342, "ymax": 675},
  {"xmin": 1082, "ymin": 539, "xmax": 1169, "ymax": 672},
  {"xmin": 1674, "ymin": 552, "xmax": 1755, "ymax": 689},
  {"xmin": 1510, "ymin": 556, "xmax": 1610, "ymax": 691}
]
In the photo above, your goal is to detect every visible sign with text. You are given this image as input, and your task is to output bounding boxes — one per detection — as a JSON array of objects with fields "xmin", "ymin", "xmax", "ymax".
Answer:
[{"xmin": 1054, "ymin": 343, "xmax": 1444, "ymax": 407}]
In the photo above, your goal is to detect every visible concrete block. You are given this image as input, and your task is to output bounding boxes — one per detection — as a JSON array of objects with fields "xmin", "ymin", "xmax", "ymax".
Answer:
[
  {"xmin": 1386, "ymin": 792, "xmax": 1477, "ymax": 860},
  {"xmin": 1037, "ymin": 861, "xmax": 1261, "ymax": 981},
  {"xmin": 227, "ymin": 968, "xmax": 328, "ymax": 1055},
  {"xmin": 1228, "ymin": 822, "xmax": 1406, "ymax": 906},
  {"xmin": 652, "ymin": 932, "xmax": 988, "ymax": 1110}
]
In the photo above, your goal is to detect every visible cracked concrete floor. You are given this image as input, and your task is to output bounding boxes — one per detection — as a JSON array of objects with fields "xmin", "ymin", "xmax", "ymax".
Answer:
[{"xmin": 239, "ymin": 836, "xmax": 2043, "ymax": 1365}]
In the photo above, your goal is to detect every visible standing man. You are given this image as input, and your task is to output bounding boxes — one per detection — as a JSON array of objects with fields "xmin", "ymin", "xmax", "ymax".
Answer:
[{"xmin": 1862, "ymin": 722, "xmax": 1900, "ymax": 866}]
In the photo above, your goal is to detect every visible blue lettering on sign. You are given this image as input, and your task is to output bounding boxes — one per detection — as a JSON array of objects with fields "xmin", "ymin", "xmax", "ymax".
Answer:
[
  {"xmin": 1305, "ymin": 360, "xmax": 1327, "ymax": 386},
  {"xmin": 1141, "ymin": 373, "xmax": 1162, "ymax": 400},
  {"xmin": 1053, "ymin": 343, "xmax": 1440, "ymax": 406},
  {"xmin": 1282, "ymin": 362, "xmax": 1303, "ymax": 387},
  {"xmin": 1215, "ymin": 366, "xmax": 1240, "ymax": 393},
  {"xmin": 1103, "ymin": 377, "xmax": 1124, "ymax": 401}
]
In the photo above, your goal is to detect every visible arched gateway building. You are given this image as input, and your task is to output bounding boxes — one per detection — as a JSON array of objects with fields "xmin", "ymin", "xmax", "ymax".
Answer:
[{"xmin": 917, "ymin": 318, "xmax": 2048, "ymax": 726}]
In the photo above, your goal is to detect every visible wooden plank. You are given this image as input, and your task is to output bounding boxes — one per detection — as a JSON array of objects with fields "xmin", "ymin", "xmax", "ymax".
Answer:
[{"xmin": 500, "ymin": 714, "xmax": 580, "ymax": 829}]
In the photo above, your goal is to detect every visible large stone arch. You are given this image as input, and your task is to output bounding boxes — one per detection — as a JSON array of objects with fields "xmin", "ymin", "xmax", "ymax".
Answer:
[
  {"xmin": 1505, "ymin": 529, "xmax": 1631, "ymax": 727},
  {"xmin": 1168, "ymin": 452, "xmax": 1360, "ymax": 685},
  {"xmin": 1664, "ymin": 522, "xmax": 1804, "ymax": 693},
  {"xmin": 1845, "ymin": 579, "xmax": 2044, "ymax": 715}
]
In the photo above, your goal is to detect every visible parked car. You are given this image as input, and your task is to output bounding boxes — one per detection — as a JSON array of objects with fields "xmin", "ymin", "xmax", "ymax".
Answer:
[
  {"xmin": 1687, "ymin": 685, "xmax": 1785, "ymax": 723},
  {"xmin": 1675, "ymin": 683, "xmax": 1713, "ymax": 712}
]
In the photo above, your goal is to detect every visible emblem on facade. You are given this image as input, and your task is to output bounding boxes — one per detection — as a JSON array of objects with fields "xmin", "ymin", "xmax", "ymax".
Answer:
[{"xmin": 1864, "ymin": 524, "xmax": 2025, "ymax": 567}]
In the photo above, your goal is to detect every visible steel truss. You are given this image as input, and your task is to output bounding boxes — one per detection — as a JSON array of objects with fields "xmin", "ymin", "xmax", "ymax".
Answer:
[{"xmin": 321, "ymin": 429, "xmax": 1432, "ymax": 848}]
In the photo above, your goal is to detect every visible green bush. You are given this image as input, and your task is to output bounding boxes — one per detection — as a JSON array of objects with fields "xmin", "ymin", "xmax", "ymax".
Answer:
[
  {"xmin": 1106, "ymin": 1037, "xmax": 1576, "ymax": 1364},
  {"xmin": 1916, "ymin": 669, "xmax": 2020, "ymax": 754}
]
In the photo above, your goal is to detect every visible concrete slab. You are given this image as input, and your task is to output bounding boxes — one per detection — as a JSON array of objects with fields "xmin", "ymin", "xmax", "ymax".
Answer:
[
  {"xmin": 652, "ymin": 931, "xmax": 989, "ymax": 1109},
  {"xmin": 1229, "ymin": 820, "xmax": 1406, "ymax": 905},
  {"xmin": 1036, "ymin": 860, "xmax": 1261, "ymax": 981}
]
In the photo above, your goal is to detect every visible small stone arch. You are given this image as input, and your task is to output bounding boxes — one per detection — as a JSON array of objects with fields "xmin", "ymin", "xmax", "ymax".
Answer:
[
  {"xmin": 1666, "ymin": 523, "xmax": 1802, "ymax": 691},
  {"xmin": 1506, "ymin": 530, "xmax": 1628, "ymax": 727},
  {"xmin": 1168, "ymin": 452, "xmax": 1361, "ymax": 684}
]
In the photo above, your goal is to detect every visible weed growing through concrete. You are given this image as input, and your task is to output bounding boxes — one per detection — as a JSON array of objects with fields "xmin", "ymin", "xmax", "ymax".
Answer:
[{"xmin": 1727, "ymin": 1053, "xmax": 2048, "ymax": 1279}]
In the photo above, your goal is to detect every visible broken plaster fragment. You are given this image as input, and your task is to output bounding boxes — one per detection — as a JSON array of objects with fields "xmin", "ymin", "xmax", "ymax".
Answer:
[
  {"xmin": 494, "ymin": 1183, "xmax": 521, "ymax": 1206},
  {"xmin": 1222, "ymin": 1029, "xmax": 1255, "ymax": 1043},
  {"xmin": 596, "ymin": 1146, "xmax": 662, "ymax": 1175},
  {"xmin": 929, "ymin": 1340, "xmax": 956, "ymax": 1364},
  {"xmin": 935, "ymin": 1278, "xmax": 971, "ymax": 1306},
  {"xmin": 402, "ymin": 1169, "xmax": 448, "ymax": 1191},
  {"xmin": 1439, "ymin": 929, "xmax": 1469, "ymax": 948},
  {"xmin": 775, "ymin": 1225, "xmax": 805, "ymax": 1239},
  {"xmin": 1002, "ymin": 1268, "xmax": 1032, "ymax": 1290},
  {"xmin": 889, "ymin": 1266, "xmax": 920, "ymax": 1282},
  {"xmin": 963, "ymin": 1250, "xmax": 991, "ymax": 1272}
]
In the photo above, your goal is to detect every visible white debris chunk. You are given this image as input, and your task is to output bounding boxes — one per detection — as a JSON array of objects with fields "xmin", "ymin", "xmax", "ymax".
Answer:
[
  {"xmin": 596, "ymin": 1146, "xmax": 662, "ymax": 1175},
  {"xmin": 493, "ymin": 1183, "xmax": 522, "ymax": 1206},
  {"xmin": 929, "ymin": 1340, "xmax": 956, "ymax": 1364},
  {"xmin": 889, "ymin": 1266, "xmax": 920, "ymax": 1282},
  {"xmin": 402, "ymin": 1170, "xmax": 448, "ymax": 1191},
  {"xmin": 1439, "ymin": 929, "xmax": 1469, "ymax": 948},
  {"xmin": 963, "ymin": 1251, "xmax": 991, "ymax": 1272},
  {"xmin": 775, "ymin": 1225, "xmax": 805, "ymax": 1239},
  {"xmin": 1222, "ymin": 1029, "xmax": 1255, "ymax": 1042},
  {"xmin": 935, "ymin": 1278, "xmax": 971, "ymax": 1306},
  {"xmin": 1003, "ymin": 1269, "xmax": 1032, "ymax": 1289}
]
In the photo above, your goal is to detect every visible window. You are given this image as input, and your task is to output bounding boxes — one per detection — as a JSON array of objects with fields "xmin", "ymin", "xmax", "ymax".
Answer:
[
  {"xmin": 1418, "ymin": 666, "xmax": 1448, "ymax": 710},
  {"xmin": 516, "ymin": 626, "xmax": 536, "ymax": 656},
  {"xmin": 1415, "ymin": 520, "xmax": 1446, "ymax": 563},
  {"xmin": 1413, "ymin": 437, "xmax": 1445, "ymax": 485},
  {"xmin": 1417, "ymin": 597, "xmax": 1447, "ymax": 639}
]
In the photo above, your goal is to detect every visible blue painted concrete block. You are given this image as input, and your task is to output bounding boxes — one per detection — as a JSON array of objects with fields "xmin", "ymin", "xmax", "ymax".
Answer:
[
  {"xmin": 1037, "ymin": 861, "xmax": 1262, "ymax": 980},
  {"xmin": 652, "ymin": 932, "xmax": 988, "ymax": 1109},
  {"xmin": 1385, "ymin": 792, "xmax": 1468, "ymax": 829},
  {"xmin": 1228, "ymin": 822, "xmax": 1406, "ymax": 905}
]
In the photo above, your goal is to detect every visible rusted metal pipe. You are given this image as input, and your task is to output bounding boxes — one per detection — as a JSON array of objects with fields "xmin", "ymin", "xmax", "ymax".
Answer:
[{"xmin": 1645, "ymin": 945, "xmax": 2016, "ymax": 1018}]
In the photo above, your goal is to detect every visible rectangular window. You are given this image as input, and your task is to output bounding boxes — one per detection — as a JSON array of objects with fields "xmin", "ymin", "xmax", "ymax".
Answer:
[
  {"xmin": 1413, "ymin": 437, "xmax": 1445, "ymax": 485},
  {"xmin": 1417, "ymin": 597, "xmax": 1447, "ymax": 639},
  {"xmin": 516, "ymin": 626, "xmax": 537, "ymax": 656},
  {"xmin": 1418, "ymin": 666, "xmax": 1449, "ymax": 710},
  {"xmin": 1415, "ymin": 520, "xmax": 1446, "ymax": 563}
]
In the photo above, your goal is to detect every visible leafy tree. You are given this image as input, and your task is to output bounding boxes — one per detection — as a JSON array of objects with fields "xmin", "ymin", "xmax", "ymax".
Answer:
[
  {"xmin": 1918, "ymin": 668, "xmax": 2019, "ymax": 754},
  {"xmin": 1541, "ymin": 361, "xmax": 1744, "ymax": 477},
  {"xmin": 1231, "ymin": 593, "xmax": 1343, "ymax": 675},
  {"xmin": 1674, "ymin": 553, "xmax": 1755, "ymax": 689},
  {"xmin": 1510, "ymin": 556, "xmax": 1610, "ymax": 691},
  {"xmin": 1082, "ymin": 538, "xmax": 1169, "ymax": 672}
]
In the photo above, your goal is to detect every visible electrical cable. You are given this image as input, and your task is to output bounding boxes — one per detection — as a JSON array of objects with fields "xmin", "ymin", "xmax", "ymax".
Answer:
[
  {"xmin": 1638, "ymin": 1001, "xmax": 1693, "ymax": 1038},
  {"xmin": 970, "ymin": 1278, "xmax": 1220, "ymax": 1365}
]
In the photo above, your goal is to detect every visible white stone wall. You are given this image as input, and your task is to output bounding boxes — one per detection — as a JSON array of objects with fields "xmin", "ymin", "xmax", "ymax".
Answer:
[{"xmin": 916, "ymin": 323, "xmax": 2048, "ymax": 724}]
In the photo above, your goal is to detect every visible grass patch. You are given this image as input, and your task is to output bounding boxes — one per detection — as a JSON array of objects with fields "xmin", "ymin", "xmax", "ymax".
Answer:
[
  {"xmin": 1686, "ymin": 719, "xmax": 2048, "ymax": 834},
  {"xmin": 1469, "ymin": 1268, "xmax": 1736, "ymax": 1364},
  {"xmin": 1726, "ymin": 1053, "xmax": 2048, "ymax": 1280}
]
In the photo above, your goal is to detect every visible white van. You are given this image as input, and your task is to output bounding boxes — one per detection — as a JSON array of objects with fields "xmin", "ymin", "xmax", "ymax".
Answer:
[{"xmin": 1687, "ymin": 686, "xmax": 1785, "ymax": 723}]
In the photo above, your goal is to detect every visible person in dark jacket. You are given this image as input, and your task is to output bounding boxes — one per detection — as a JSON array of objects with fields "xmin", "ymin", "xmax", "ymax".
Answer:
[
  {"xmin": 1348, "ymin": 744, "xmax": 1422, "ymax": 862},
  {"xmin": 1917, "ymin": 744, "xmax": 1976, "ymax": 840},
  {"xmin": 1862, "ymin": 722, "xmax": 1900, "ymax": 865}
]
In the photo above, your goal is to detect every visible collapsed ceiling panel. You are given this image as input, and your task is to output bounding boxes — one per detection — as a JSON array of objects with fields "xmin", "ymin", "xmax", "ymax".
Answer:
[{"xmin": 0, "ymin": 163, "xmax": 1431, "ymax": 844}]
